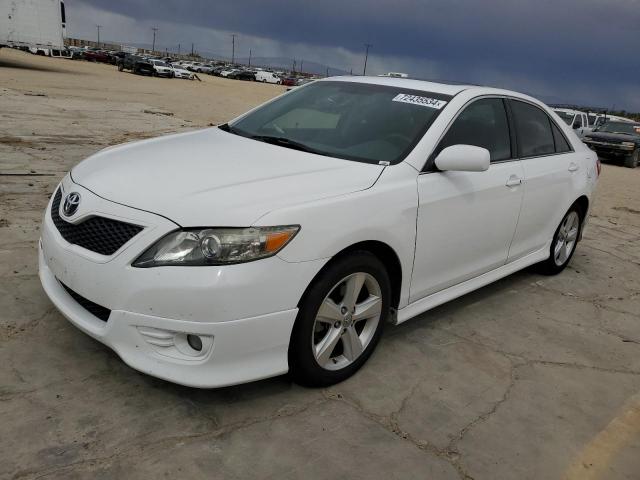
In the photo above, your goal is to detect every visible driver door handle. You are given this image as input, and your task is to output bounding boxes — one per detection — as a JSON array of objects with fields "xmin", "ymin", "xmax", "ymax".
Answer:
[{"xmin": 505, "ymin": 175, "xmax": 523, "ymax": 187}]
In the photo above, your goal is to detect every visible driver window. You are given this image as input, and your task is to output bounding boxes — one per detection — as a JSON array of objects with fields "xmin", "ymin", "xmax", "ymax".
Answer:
[{"xmin": 434, "ymin": 98, "xmax": 512, "ymax": 164}]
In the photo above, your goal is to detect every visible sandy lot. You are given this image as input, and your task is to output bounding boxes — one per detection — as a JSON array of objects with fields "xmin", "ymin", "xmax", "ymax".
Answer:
[{"xmin": 1, "ymin": 48, "xmax": 640, "ymax": 480}]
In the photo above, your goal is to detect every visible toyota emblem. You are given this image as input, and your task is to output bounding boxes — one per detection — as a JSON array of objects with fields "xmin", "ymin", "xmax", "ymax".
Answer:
[{"xmin": 63, "ymin": 192, "xmax": 81, "ymax": 217}]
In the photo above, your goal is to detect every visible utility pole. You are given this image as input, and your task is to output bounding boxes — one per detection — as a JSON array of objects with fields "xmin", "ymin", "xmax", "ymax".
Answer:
[
  {"xmin": 231, "ymin": 34, "xmax": 236, "ymax": 64},
  {"xmin": 191, "ymin": 43, "xmax": 194, "ymax": 56},
  {"xmin": 300, "ymin": 59, "xmax": 303, "ymax": 73},
  {"xmin": 248, "ymin": 49, "xmax": 252, "ymax": 67},
  {"xmin": 151, "ymin": 27, "xmax": 158, "ymax": 53},
  {"xmin": 178, "ymin": 43, "xmax": 180, "ymax": 55},
  {"xmin": 96, "ymin": 25, "xmax": 101, "ymax": 48},
  {"xmin": 363, "ymin": 43, "xmax": 372, "ymax": 75},
  {"xmin": 292, "ymin": 59, "xmax": 296, "ymax": 73},
  {"xmin": 326, "ymin": 67, "xmax": 329, "ymax": 77}
]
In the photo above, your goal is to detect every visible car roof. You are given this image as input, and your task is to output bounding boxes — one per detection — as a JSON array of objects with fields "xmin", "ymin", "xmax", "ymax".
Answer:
[
  {"xmin": 321, "ymin": 76, "xmax": 542, "ymax": 102},
  {"xmin": 553, "ymin": 108, "xmax": 583, "ymax": 115}
]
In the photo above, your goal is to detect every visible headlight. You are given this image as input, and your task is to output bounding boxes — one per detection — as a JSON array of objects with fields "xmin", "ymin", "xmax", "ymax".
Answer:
[
  {"xmin": 133, "ymin": 226, "xmax": 300, "ymax": 267},
  {"xmin": 621, "ymin": 142, "xmax": 635, "ymax": 148}
]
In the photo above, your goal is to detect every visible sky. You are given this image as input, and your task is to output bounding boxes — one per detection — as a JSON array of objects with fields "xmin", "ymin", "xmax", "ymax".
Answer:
[{"xmin": 65, "ymin": 0, "xmax": 640, "ymax": 111}]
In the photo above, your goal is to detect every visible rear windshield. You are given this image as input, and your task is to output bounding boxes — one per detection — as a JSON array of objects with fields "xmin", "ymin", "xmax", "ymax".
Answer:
[{"xmin": 227, "ymin": 81, "xmax": 452, "ymax": 164}]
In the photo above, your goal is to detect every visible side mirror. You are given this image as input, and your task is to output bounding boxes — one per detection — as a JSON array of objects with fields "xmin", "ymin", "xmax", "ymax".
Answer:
[{"xmin": 434, "ymin": 145, "xmax": 490, "ymax": 172}]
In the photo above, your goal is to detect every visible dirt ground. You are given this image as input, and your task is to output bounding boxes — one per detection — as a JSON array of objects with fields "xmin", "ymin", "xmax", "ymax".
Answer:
[{"xmin": 1, "ymin": 48, "xmax": 639, "ymax": 480}]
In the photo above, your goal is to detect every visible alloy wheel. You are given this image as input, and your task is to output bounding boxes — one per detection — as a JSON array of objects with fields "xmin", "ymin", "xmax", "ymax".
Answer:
[
  {"xmin": 311, "ymin": 272, "xmax": 382, "ymax": 371},
  {"xmin": 554, "ymin": 211, "xmax": 580, "ymax": 266}
]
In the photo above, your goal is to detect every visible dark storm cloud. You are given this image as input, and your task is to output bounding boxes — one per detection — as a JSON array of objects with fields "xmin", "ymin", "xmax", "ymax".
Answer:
[{"xmin": 72, "ymin": 0, "xmax": 640, "ymax": 109}]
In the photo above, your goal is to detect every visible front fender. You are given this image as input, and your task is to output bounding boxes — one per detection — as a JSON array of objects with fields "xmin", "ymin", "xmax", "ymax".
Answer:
[{"xmin": 255, "ymin": 162, "xmax": 419, "ymax": 309}]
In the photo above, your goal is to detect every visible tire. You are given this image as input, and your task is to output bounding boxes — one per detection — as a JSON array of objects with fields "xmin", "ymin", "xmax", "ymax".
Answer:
[
  {"xmin": 535, "ymin": 205, "xmax": 583, "ymax": 275},
  {"xmin": 624, "ymin": 149, "xmax": 639, "ymax": 168},
  {"xmin": 117, "ymin": 63, "xmax": 124, "ymax": 72},
  {"xmin": 289, "ymin": 251, "xmax": 391, "ymax": 387}
]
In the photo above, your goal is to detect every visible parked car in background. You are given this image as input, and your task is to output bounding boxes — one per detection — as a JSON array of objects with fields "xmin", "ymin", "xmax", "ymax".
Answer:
[
  {"xmin": 281, "ymin": 77, "xmax": 297, "ymax": 86},
  {"xmin": 219, "ymin": 68, "xmax": 236, "ymax": 77},
  {"xmin": 84, "ymin": 49, "xmax": 111, "ymax": 63},
  {"xmin": 227, "ymin": 70, "xmax": 256, "ymax": 81},
  {"xmin": 151, "ymin": 60, "xmax": 174, "ymax": 77},
  {"xmin": 583, "ymin": 121, "xmax": 640, "ymax": 168},
  {"xmin": 553, "ymin": 108, "xmax": 592, "ymax": 138},
  {"xmin": 192, "ymin": 63, "xmax": 214, "ymax": 74},
  {"xmin": 255, "ymin": 70, "xmax": 282, "ymax": 84},
  {"xmin": 172, "ymin": 65, "xmax": 197, "ymax": 80},
  {"xmin": 116, "ymin": 54, "xmax": 155, "ymax": 76},
  {"xmin": 39, "ymin": 77, "xmax": 598, "ymax": 388}
]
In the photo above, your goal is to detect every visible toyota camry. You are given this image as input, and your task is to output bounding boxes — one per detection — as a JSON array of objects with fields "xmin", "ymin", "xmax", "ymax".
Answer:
[{"xmin": 39, "ymin": 77, "xmax": 599, "ymax": 387}]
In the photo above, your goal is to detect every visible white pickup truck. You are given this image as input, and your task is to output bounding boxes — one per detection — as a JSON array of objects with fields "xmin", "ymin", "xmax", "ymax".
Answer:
[
  {"xmin": 553, "ymin": 108, "xmax": 592, "ymax": 138},
  {"xmin": 0, "ymin": 0, "xmax": 67, "ymax": 56}
]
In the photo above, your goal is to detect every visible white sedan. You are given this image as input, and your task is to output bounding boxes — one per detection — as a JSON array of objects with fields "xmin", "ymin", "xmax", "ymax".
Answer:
[
  {"xmin": 171, "ymin": 65, "xmax": 196, "ymax": 80},
  {"xmin": 39, "ymin": 77, "xmax": 599, "ymax": 388}
]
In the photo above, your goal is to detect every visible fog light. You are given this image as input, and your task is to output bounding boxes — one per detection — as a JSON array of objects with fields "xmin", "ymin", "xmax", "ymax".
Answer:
[{"xmin": 187, "ymin": 334, "xmax": 202, "ymax": 352}]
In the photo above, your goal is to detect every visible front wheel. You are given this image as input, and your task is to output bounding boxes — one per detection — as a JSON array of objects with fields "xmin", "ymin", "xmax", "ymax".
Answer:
[
  {"xmin": 624, "ymin": 149, "xmax": 639, "ymax": 168},
  {"xmin": 535, "ymin": 206, "xmax": 582, "ymax": 275},
  {"xmin": 289, "ymin": 252, "xmax": 391, "ymax": 387}
]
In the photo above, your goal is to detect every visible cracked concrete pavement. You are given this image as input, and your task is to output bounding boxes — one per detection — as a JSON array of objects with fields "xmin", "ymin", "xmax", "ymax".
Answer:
[{"xmin": 1, "ymin": 49, "xmax": 640, "ymax": 479}]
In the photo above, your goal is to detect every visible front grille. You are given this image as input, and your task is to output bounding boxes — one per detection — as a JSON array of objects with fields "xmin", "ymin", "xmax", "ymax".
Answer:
[
  {"xmin": 60, "ymin": 281, "xmax": 111, "ymax": 322},
  {"xmin": 51, "ymin": 188, "xmax": 143, "ymax": 255}
]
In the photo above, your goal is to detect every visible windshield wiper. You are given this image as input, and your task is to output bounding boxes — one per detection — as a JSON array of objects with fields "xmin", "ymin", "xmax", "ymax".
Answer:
[{"xmin": 248, "ymin": 135, "xmax": 328, "ymax": 156}]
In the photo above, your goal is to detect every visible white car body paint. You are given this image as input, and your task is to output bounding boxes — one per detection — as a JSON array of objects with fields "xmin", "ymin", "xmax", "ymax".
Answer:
[{"xmin": 39, "ymin": 76, "xmax": 599, "ymax": 387}]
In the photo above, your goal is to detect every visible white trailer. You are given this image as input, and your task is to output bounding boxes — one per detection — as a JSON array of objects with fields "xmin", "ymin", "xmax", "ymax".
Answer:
[{"xmin": 0, "ymin": 0, "xmax": 66, "ymax": 54}]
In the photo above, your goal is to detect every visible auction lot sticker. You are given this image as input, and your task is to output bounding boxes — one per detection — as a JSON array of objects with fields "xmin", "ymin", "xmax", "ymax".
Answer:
[{"xmin": 392, "ymin": 94, "xmax": 448, "ymax": 109}]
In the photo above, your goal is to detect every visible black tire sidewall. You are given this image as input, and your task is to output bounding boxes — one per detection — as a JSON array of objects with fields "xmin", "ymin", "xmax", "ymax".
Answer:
[
  {"xmin": 624, "ymin": 149, "xmax": 639, "ymax": 168},
  {"xmin": 289, "ymin": 251, "xmax": 391, "ymax": 387}
]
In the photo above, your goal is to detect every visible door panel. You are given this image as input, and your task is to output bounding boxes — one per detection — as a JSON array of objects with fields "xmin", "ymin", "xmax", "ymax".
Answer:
[
  {"xmin": 507, "ymin": 153, "xmax": 577, "ymax": 260},
  {"xmin": 411, "ymin": 161, "xmax": 524, "ymax": 302}
]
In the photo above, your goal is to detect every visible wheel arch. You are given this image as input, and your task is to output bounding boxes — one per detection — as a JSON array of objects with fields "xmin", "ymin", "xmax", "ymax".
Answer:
[
  {"xmin": 570, "ymin": 195, "xmax": 589, "ymax": 241},
  {"xmin": 296, "ymin": 240, "xmax": 403, "ymax": 311}
]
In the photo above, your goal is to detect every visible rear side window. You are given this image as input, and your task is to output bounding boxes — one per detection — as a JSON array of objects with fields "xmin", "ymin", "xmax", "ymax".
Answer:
[
  {"xmin": 435, "ymin": 98, "xmax": 512, "ymax": 162},
  {"xmin": 551, "ymin": 123, "xmax": 572, "ymax": 153},
  {"xmin": 510, "ymin": 100, "xmax": 555, "ymax": 157}
]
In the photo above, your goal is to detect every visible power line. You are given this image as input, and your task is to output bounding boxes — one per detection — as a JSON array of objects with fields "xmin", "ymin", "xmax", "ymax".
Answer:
[
  {"xmin": 363, "ymin": 43, "xmax": 372, "ymax": 75},
  {"xmin": 151, "ymin": 27, "xmax": 158, "ymax": 53}
]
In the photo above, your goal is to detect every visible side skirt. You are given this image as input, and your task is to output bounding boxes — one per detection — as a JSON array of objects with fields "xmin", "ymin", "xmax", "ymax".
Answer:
[{"xmin": 395, "ymin": 247, "xmax": 548, "ymax": 325}]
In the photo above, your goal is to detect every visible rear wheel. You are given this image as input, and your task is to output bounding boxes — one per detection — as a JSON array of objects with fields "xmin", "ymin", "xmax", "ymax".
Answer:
[
  {"xmin": 117, "ymin": 63, "xmax": 124, "ymax": 72},
  {"xmin": 535, "ymin": 206, "xmax": 582, "ymax": 275},
  {"xmin": 289, "ymin": 252, "xmax": 391, "ymax": 387},
  {"xmin": 624, "ymin": 149, "xmax": 639, "ymax": 168}
]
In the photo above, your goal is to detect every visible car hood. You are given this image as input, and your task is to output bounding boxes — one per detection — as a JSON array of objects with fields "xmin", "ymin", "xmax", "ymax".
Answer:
[
  {"xmin": 71, "ymin": 128, "xmax": 384, "ymax": 226},
  {"xmin": 587, "ymin": 131, "xmax": 639, "ymax": 143}
]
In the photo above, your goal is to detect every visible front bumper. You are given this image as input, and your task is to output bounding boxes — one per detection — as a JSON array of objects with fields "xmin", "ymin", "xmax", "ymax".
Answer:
[
  {"xmin": 38, "ymin": 177, "xmax": 327, "ymax": 387},
  {"xmin": 584, "ymin": 141, "xmax": 634, "ymax": 157}
]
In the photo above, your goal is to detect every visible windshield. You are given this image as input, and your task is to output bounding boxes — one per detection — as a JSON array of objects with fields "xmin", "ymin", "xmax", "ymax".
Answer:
[
  {"xmin": 595, "ymin": 122, "xmax": 640, "ymax": 135},
  {"xmin": 554, "ymin": 111, "xmax": 575, "ymax": 125},
  {"xmin": 227, "ymin": 81, "xmax": 452, "ymax": 164},
  {"xmin": 153, "ymin": 61, "xmax": 168, "ymax": 67}
]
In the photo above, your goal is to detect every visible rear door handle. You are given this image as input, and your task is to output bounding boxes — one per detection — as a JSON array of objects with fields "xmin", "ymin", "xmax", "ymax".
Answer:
[
  {"xmin": 568, "ymin": 162, "xmax": 579, "ymax": 172},
  {"xmin": 505, "ymin": 175, "xmax": 523, "ymax": 187}
]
